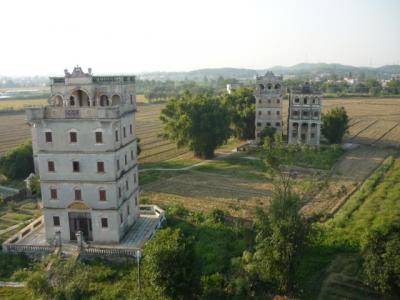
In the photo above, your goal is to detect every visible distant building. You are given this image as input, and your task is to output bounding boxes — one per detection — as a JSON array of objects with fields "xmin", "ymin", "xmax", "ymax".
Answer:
[
  {"xmin": 26, "ymin": 66, "xmax": 139, "ymax": 244},
  {"xmin": 226, "ymin": 83, "xmax": 243, "ymax": 94},
  {"xmin": 254, "ymin": 72, "xmax": 283, "ymax": 142},
  {"xmin": 343, "ymin": 77, "xmax": 359, "ymax": 85},
  {"xmin": 288, "ymin": 82, "xmax": 322, "ymax": 145}
]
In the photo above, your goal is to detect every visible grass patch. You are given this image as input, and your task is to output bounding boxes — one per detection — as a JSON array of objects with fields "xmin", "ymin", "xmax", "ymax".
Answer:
[
  {"xmin": 2, "ymin": 212, "xmax": 32, "ymax": 222},
  {"xmin": 140, "ymin": 157, "xmax": 200, "ymax": 170},
  {"xmin": 194, "ymin": 154, "xmax": 267, "ymax": 180},
  {"xmin": 139, "ymin": 170, "xmax": 188, "ymax": 185},
  {"xmin": 0, "ymin": 287, "xmax": 31, "ymax": 299},
  {"xmin": 0, "ymin": 98, "xmax": 47, "ymax": 110}
]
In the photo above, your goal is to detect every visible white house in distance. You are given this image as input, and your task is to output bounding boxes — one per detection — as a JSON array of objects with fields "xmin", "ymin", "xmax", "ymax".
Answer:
[{"xmin": 26, "ymin": 66, "xmax": 140, "ymax": 244}]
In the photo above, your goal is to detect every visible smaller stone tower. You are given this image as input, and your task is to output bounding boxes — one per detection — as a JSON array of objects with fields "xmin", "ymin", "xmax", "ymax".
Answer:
[
  {"xmin": 254, "ymin": 72, "xmax": 283, "ymax": 142},
  {"xmin": 288, "ymin": 82, "xmax": 322, "ymax": 145}
]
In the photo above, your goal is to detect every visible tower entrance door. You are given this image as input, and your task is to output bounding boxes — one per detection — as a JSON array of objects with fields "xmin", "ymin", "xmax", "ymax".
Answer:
[{"xmin": 68, "ymin": 212, "xmax": 93, "ymax": 242}]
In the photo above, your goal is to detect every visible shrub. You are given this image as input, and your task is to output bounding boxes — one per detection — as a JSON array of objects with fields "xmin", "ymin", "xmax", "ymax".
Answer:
[{"xmin": 0, "ymin": 142, "xmax": 34, "ymax": 180}]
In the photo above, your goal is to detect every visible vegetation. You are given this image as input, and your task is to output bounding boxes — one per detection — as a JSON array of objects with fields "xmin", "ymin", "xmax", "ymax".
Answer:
[
  {"xmin": 0, "ymin": 142, "xmax": 34, "ymax": 180},
  {"xmin": 143, "ymin": 227, "xmax": 197, "ymax": 299},
  {"xmin": 160, "ymin": 91, "xmax": 231, "ymax": 158},
  {"xmin": 362, "ymin": 222, "xmax": 400, "ymax": 294},
  {"xmin": 262, "ymin": 134, "xmax": 344, "ymax": 170},
  {"xmin": 321, "ymin": 107, "xmax": 350, "ymax": 144},
  {"xmin": 222, "ymin": 87, "xmax": 255, "ymax": 139}
]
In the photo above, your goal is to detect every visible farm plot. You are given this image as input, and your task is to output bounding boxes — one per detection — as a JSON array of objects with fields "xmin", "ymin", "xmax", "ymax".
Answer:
[
  {"xmin": 300, "ymin": 146, "xmax": 392, "ymax": 217},
  {"xmin": 142, "ymin": 171, "xmax": 273, "ymax": 219},
  {"xmin": 375, "ymin": 123, "xmax": 400, "ymax": 147},
  {"xmin": 0, "ymin": 114, "xmax": 31, "ymax": 154}
]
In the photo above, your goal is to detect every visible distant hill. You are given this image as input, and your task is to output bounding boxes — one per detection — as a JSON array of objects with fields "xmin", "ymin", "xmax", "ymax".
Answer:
[{"xmin": 138, "ymin": 63, "xmax": 400, "ymax": 81}]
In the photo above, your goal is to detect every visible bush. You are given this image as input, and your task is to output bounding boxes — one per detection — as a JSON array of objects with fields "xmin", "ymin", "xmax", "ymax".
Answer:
[
  {"xmin": 362, "ymin": 223, "xmax": 400, "ymax": 294},
  {"xmin": 0, "ymin": 142, "xmax": 34, "ymax": 180}
]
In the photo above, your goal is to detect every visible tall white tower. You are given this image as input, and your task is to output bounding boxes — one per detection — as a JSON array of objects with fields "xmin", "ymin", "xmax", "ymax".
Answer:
[
  {"xmin": 254, "ymin": 72, "xmax": 283, "ymax": 142},
  {"xmin": 26, "ymin": 67, "xmax": 139, "ymax": 244}
]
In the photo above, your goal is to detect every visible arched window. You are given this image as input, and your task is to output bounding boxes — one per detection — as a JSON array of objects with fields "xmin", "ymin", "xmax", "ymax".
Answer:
[
  {"xmin": 51, "ymin": 95, "xmax": 63, "ymax": 106},
  {"xmin": 275, "ymin": 83, "xmax": 281, "ymax": 89},
  {"xmin": 294, "ymin": 97, "xmax": 300, "ymax": 104},
  {"xmin": 70, "ymin": 89, "xmax": 90, "ymax": 107},
  {"xmin": 304, "ymin": 97, "xmax": 308, "ymax": 105},
  {"xmin": 267, "ymin": 83, "xmax": 272, "ymax": 90},
  {"xmin": 259, "ymin": 84, "xmax": 265, "ymax": 90}
]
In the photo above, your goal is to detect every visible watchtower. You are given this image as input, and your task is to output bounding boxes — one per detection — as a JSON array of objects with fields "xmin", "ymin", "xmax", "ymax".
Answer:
[
  {"xmin": 26, "ymin": 66, "xmax": 139, "ymax": 244},
  {"xmin": 288, "ymin": 82, "xmax": 322, "ymax": 145},
  {"xmin": 254, "ymin": 72, "xmax": 283, "ymax": 142}
]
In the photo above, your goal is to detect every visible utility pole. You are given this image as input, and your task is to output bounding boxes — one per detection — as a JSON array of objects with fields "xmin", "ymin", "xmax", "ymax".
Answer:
[{"xmin": 136, "ymin": 249, "xmax": 142, "ymax": 293}]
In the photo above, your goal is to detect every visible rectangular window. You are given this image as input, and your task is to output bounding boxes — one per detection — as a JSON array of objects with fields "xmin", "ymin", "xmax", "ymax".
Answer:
[
  {"xmin": 97, "ymin": 161, "xmax": 105, "ymax": 173},
  {"xmin": 276, "ymin": 111, "xmax": 280, "ymax": 115},
  {"xmin": 115, "ymin": 130, "xmax": 119, "ymax": 142},
  {"xmin": 101, "ymin": 218, "xmax": 108, "ymax": 228},
  {"xmin": 50, "ymin": 188, "xmax": 57, "ymax": 200},
  {"xmin": 99, "ymin": 189, "xmax": 106, "ymax": 201},
  {"xmin": 70, "ymin": 132, "xmax": 77, "ymax": 143},
  {"xmin": 45, "ymin": 132, "xmax": 52, "ymax": 143},
  {"xmin": 135, "ymin": 196, "xmax": 138, "ymax": 206},
  {"xmin": 134, "ymin": 173, "xmax": 137, "ymax": 184},
  {"xmin": 48, "ymin": 161, "xmax": 55, "ymax": 172},
  {"xmin": 125, "ymin": 154, "xmax": 127, "ymax": 165},
  {"xmin": 127, "ymin": 205, "xmax": 130, "ymax": 215},
  {"xmin": 117, "ymin": 159, "xmax": 120, "ymax": 170},
  {"xmin": 120, "ymin": 213, "xmax": 123, "ymax": 223},
  {"xmin": 130, "ymin": 95, "xmax": 133, "ymax": 104},
  {"xmin": 125, "ymin": 180, "xmax": 129, "ymax": 190},
  {"xmin": 267, "ymin": 111, "xmax": 271, "ymax": 115},
  {"xmin": 95, "ymin": 131, "xmax": 103, "ymax": 144},
  {"xmin": 129, "ymin": 124, "xmax": 133, "ymax": 135},
  {"xmin": 73, "ymin": 161, "xmax": 80, "ymax": 172},
  {"xmin": 53, "ymin": 216, "xmax": 60, "ymax": 226},
  {"xmin": 118, "ymin": 187, "xmax": 122, "ymax": 198},
  {"xmin": 74, "ymin": 189, "xmax": 81, "ymax": 201},
  {"xmin": 130, "ymin": 150, "xmax": 134, "ymax": 160},
  {"xmin": 123, "ymin": 127, "xmax": 126, "ymax": 138}
]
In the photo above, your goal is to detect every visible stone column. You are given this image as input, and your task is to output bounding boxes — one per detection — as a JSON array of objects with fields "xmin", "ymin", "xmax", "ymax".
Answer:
[
  {"xmin": 76, "ymin": 231, "xmax": 83, "ymax": 249},
  {"xmin": 297, "ymin": 122, "xmax": 302, "ymax": 143},
  {"xmin": 316, "ymin": 123, "xmax": 321, "ymax": 146},
  {"xmin": 306, "ymin": 122, "xmax": 311, "ymax": 144}
]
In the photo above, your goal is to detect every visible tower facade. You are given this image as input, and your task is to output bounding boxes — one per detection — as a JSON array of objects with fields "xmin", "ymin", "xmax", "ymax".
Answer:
[
  {"xmin": 288, "ymin": 82, "xmax": 322, "ymax": 145},
  {"xmin": 26, "ymin": 67, "xmax": 139, "ymax": 244},
  {"xmin": 254, "ymin": 72, "xmax": 283, "ymax": 142}
]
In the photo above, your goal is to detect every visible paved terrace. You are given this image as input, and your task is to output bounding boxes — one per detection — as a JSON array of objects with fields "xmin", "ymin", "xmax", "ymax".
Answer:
[{"xmin": 2, "ymin": 205, "xmax": 165, "ymax": 257}]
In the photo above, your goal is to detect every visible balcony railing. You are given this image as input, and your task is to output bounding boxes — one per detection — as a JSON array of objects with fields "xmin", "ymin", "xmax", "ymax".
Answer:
[{"xmin": 26, "ymin": 105, "xmax": 136, "ymax": 121}]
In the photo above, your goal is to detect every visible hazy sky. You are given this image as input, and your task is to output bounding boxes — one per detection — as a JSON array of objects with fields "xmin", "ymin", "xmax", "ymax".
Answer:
[{"xmin": 1, "ymin": 0, "xmax": 399, "ymax": 75}]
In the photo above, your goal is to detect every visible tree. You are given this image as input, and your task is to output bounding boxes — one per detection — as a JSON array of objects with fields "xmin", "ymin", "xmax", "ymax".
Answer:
[
  {"xmin": 223, "ymin": 87, "xmax": 255, "ymax": 139},
  {"xmin": 233, "ymin": 134, "xmax": 309, "ymax": 295},
  {"xmin": 362, "ymin": 223, "xmax": 400, "ymax": 294},
  {"xmin": 26, "ymin": 257, "xmax": 89, "ymax": 300},
  {"xmin": 384, "ymin": 79, "xmax": 400, "ymax": 94},
  {"xmin": 321, "ymin": 107, "xmax": 349, "ymax": 144},
  {"xmin": 143, "ymin": 228, "xmax": 197, "ymax": 299},
  {"xmin": 160, "ymin": 92, "xmax": 231, "ymax": 158},
  {"xmin": 258, "ymin": 127, "xmax": 277, "ymax": 145},
  {"xmin": 364, "ymin": 79, "xmax": 382, "ymax": 96},
  {"xmin": 0, "ymin": 142, "xmax": 34, "ymax": 179},
  {"xmin": 251, "ymin": 187, "xmax": 308, "ymax": 294}
]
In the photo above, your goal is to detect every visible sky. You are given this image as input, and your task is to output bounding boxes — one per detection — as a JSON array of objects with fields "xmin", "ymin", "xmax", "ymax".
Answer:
[{"xmin": 0, "ymin": 0, "xmax": 399, "ymax": 76}]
